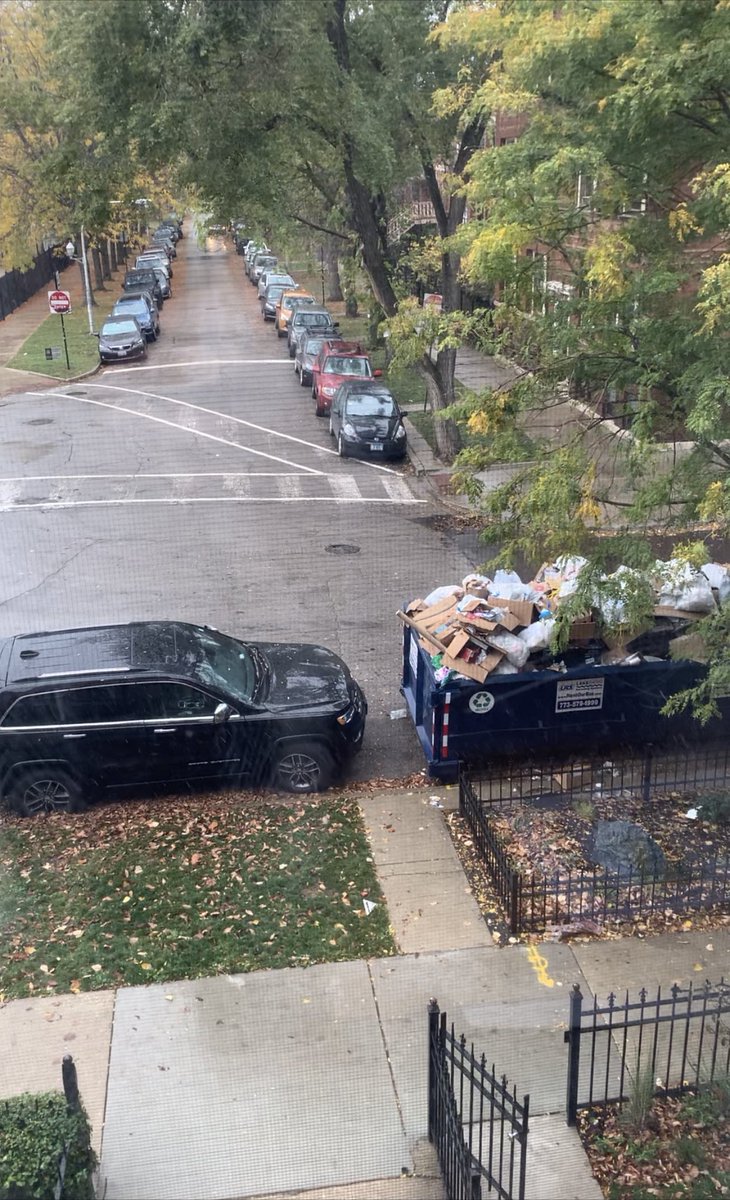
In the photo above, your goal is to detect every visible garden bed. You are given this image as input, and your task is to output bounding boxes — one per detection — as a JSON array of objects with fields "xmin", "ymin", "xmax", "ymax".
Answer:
[
  {"xmin": 577, "ymin": 1084, "xmax": 730, "ymax": 1199},
  {"xmin": 447, "ymin": 787, "xmax": 730, "ymax": 941}
]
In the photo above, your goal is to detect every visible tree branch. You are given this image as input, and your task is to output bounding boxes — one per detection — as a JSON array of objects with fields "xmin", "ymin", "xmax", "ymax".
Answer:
[{"xmin": 285, "ymin": 212, "xmax": 350, "ymax": 240}]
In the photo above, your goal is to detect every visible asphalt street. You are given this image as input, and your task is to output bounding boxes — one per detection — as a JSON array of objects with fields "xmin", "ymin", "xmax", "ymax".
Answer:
[{"xmin": 0, "ymin": 228, "xmax": 476, "ymax": 781}]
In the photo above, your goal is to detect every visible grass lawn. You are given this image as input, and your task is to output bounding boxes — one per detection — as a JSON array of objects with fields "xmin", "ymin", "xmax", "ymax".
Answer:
[
  {"xmin": 6, "ymin": 286, "xmax": 123, "ymax": 381},
  {"xmin": 0, "ymin": 791, "xmax": 395, "ymax": 999}
]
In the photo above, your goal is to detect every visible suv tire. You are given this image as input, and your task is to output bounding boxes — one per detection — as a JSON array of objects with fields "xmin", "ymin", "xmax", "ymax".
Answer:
[
  {"xmin": 270, "ymin": 742, "xmax": 335, "ymax": 794},
  {"xmin": 9, "ymin": 766, "xmax": 87, "ymax": 817}
]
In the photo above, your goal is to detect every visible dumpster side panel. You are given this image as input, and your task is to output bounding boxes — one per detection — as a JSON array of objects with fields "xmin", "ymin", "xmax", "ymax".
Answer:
[{"xmin": 401, "ymin": 627, "xmax": 727, "ymax": 775}]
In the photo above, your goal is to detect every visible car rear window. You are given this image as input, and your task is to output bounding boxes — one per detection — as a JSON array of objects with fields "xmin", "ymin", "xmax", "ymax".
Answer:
[
  {"xmin": 104, "ymin": 318, "xmax": 139, "ymax": 334},
  {"xmin": 296, "ymin": 312, "xmax": 331, "ymax": 327},
  {"xmin": 346, "ymin": 394, "xmax": 396, "ymax": 416},
  {"xmin": 324, "ymin": 356, "xmax": 372, "ymax": 376}
]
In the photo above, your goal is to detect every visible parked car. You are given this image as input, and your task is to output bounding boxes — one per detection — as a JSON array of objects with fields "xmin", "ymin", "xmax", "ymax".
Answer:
[
  {"xmin": 287, "ymin": 306, "xmax": 339, "ymax": 356},
  {"xmin": 150, "ymin": 234, "xmax": 176, "ymax": 260},
  {"xmin": 157, "ymin": 219, "xmax": 181, "ymax": 241},
  {"xmin": 97, "ymin": 315, "xmax": 147, "ymax": 364},
  {"xmin": 258, "ymin": 269, "xmax": 295, "ymax": 302},
  {"xmin": 329, "ymin": 381, "xmax": 407, "ymax": 460},
  {"xmin": 295, "ymin": 332, "xmax": 344, "ymax": 387},
  {"xmin": 123, "ymin": 269, "xmax": 164, "ymax": 308},
  {"xmin": 245, "ymin": 243, "xmax": 268, "ymax": 277},
  {"xmin": 0, "ymin": 620, "xmax": 367, "ymax": 814},
  {"xmin": 136, "ymin": 252, "xmax": 172, "ymax": 280},
  {"xmin": 311, "ymin": 340, "xmax": 381, "ymax": 415},
  {"xmin": 251, "ymin": 253, "xmax": 277, "ymax": 284},
  {"xmin": 112, "ymin": 295, "xmax": 160, "ymax": 342},
  {"xmin": 275, "ymin": 289, "xmax": 316, "ymax": 337},
  {"xmin": 261, "ymin": 279, "xmax": 298, "ymax": 321}
]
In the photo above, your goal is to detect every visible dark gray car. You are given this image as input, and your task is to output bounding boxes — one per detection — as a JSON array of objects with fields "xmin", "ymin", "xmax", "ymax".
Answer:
[
  {"xmin": 287, "ymin": 307, "xmax": 339, "ymax": 355},
  {"xmin": 329, "ymin": 381, "xmax": 407, "ymax": 460},
  {"xmin": 98, "ymin": 316, "xmax": 147, "ymax": 364},
  {"xmin": 112, "ymin": 296, "xmax": 160, "ymax": 342}
]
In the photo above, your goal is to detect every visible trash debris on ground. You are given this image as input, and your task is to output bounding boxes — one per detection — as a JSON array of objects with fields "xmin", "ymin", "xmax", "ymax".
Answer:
[{"xmin": 398, "ymin": 557, "xmax": 727, "ymax": 686}]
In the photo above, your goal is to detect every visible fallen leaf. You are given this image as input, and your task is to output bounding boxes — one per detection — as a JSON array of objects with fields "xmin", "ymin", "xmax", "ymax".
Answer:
[
  {"xmin": 90, "ymin": 964, "xmax": 102, "ymax": 973},
  {"xmin": 68, "ymin": 929, "xmax": 84, "ymax": 939},
  {"xmin": 190, "ymin": 853, "xmax": 201, "ymax": 866},
  {"xmin": 134, "ymin": 865, "xmax": 143, "ymax": 875},
  {"xmin": 140, "ymin": 962, "xmax": 152, "ymax": 971},
  {"xmin": 69, "ymin": 980, "xmax": 81, "ymax": 994},
  {"xmin": 24, "ymin": 945, "xmax": 36, "ymax": 956}
]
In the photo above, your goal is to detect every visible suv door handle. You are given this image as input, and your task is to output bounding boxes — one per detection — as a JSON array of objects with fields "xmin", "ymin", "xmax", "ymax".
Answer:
[
  {"xmin": 63, "ymin": 732, "xmax": 86, "ymax": 739},
  {"xmin": 154, "ymin": 727, "xmax": 177, "ymax": 734}
]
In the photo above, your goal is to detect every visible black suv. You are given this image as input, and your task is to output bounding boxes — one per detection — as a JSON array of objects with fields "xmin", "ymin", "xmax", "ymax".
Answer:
[
  {"xmin": 123, "ymin": 269, "xmax": 164, "ymax": 308},
  {"xmin": 0, "ymin": 622, "xmax": 366, "ymax": 816}
]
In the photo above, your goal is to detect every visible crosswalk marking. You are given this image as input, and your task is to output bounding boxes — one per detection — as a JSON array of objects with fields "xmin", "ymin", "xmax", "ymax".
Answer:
[
  {"xmin": 0, "ymin": 473, "xmax": 425, "ymax": 511},
  {"xmin": 329, "ymin": 475, "xmax": 362, "ymax": 500}
]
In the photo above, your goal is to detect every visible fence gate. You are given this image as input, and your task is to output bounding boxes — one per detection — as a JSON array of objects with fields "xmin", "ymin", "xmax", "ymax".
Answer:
[{"xmin": 428, "ymin": 1001, "xmax": 529, "ymax": 1200}]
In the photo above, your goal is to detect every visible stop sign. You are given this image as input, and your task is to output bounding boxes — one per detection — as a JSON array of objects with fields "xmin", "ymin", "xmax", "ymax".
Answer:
[{"xmin": 48, "ymin": 288, "xmax": 71, "ymax": 314}]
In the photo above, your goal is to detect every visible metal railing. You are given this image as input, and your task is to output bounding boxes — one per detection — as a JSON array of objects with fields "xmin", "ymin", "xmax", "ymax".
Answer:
[
  {"xmin": 459, "ymin": 745, "xmax": 730, "ymax": 936},
  {"xmin": 428, "ymin": 1001, "xmax": 529, "ymax": 1200},
  {"xmin": 564, "ymin": 979, "xmax": 730, "ymax": 1124}
]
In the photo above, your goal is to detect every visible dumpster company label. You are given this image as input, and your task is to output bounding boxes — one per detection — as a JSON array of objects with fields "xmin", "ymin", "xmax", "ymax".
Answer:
[{"xmin": 555, "ymin": 677, "xmax": 605, "ymax": 712}]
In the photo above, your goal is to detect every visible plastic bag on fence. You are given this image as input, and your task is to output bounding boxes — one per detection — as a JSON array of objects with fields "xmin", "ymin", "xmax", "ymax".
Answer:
[
  {"xmin": 484, "ymin": 628, "xmax": 530, "ymax": 669},
  {"xmin": 518, "ymin": 618, "xmax": 556, "ymax": 653},
  {"xmin": 702, "ymin": 562, "xmax": 730, "ymax": 603},
  {"xmin": 423, "ymin": 584, "xmax": 463, "ymax": 607}
]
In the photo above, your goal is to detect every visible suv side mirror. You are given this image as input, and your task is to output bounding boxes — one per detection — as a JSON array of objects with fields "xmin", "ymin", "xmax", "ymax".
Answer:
[
  {"xmin": 213, "ymin": 702, "xmax": 233, "ymax": 724},
  {"xmin": 373, "ymin": 369, "xmax": 383, "ymax": 377}
]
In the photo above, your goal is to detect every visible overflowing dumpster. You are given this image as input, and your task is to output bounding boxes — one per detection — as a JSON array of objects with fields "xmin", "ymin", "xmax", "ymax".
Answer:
[
  {"xmin": 401, "ymin": 623, "xmax": 728, "ymax": 780},
  {"xmin": 398, "ymin": 558, "xmax": 729, "ymax": 780}
]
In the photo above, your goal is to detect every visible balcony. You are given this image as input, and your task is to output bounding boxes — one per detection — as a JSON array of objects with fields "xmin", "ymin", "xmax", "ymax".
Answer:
[{"xmin": 387, "ymin": 200, "xmax": 438, "ymax": 244}]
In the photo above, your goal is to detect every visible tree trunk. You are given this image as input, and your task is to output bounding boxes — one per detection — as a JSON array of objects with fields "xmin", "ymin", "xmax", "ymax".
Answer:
[
  {"xmin": 109, "ymin": 239, "xmax": 118, "ymax": 272},
  {"xmin": 99, "ymin": 240, "xmax": 112, "ymax": 281},
  {"xmin": 419, "ymin": 348, "xmax": 461, "ymax": 460},
  {"xmin": 91, "ymin": 247, "xmax": 105, "ymax": 291},
  {"xmin": 325, "ymin": 237, "xmax": 343, "ymax": 301}
]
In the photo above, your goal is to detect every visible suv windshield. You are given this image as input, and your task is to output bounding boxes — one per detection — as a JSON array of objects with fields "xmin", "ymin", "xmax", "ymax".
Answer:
[
  {"xmin": 324, "ymin": 356, "xmax": 371, "ymax": 376},
  {"xmin": 188, "ymin": 627, "xmax": 259, "ymax": 702}
]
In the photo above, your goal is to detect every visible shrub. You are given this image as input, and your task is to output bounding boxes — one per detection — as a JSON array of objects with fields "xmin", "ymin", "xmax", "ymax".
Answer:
[{"xmin": 0, "ymin": 1092, "xmax": 96, "ymax": 1200}]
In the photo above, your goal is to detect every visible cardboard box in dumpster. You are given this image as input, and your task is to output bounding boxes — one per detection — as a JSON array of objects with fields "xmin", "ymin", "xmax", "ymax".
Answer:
[{"xmin": 489, "ymin": 597, "xmax": 537, "ymax": 628}]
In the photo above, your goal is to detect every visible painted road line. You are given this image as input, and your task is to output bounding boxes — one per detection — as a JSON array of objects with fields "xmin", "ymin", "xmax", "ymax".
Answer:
[
  {"xmin": 329, "ymin": 476, "xmax": 363, "ymax": 500},
  {"xmin": 0, "ymin": 472, "xmax": 319, "ymax": 482},
  {"xmin": 383, "ymin": 476, "xmax": 420, "ymax": 502},
  {"xmin": 78, "ymin": 382, "xmax": 402, "ymax": 477},
  {"xmin": 0, "ymin": 495, "xmax": 426, "ymax": 511},
  {"xmin": 102, "ymin": 359, "xmax": 292, "ymax": 370},
  {"xmin": 277, "ymin": 475, "xmax": 304, "ymax": 498},
  {"xmin": 28, "ymin": 391, "xmax": 325, "ymax": 477}
]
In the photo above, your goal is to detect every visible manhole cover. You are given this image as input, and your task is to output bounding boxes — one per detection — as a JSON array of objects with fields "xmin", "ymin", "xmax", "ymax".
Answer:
[
  {"xmin": 325, "ymin": 543, "xmax": 360, "ymax": 555},
  {"xmin": 24, "ymin": 418, "xmax": 53, "ymax": 426}
]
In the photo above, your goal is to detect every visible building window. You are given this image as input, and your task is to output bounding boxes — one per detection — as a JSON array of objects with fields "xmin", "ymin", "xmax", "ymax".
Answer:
[{"xmin": 576, "ymin": 174, "xmax": 596, "ymax": 210}]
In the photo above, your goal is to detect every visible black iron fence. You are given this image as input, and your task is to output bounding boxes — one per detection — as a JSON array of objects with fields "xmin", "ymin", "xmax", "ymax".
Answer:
[
  {"xmin": 428, "ymin": 1000, "xmax": 529, "ymax": 1200},
  {"xmin": 463, "ymin": 741, "xmax": 730, "ymax": 807},
  {"xmin": 459, "ymin": 744, "xmax": 730, "ymax": 936},
  {"xmin": 0, "ymin": 245, "xmax": 71, "ymax": 320},
  {"xmin": 564, "ymin": 978, "xmax": 730, "ymax": 1125}
]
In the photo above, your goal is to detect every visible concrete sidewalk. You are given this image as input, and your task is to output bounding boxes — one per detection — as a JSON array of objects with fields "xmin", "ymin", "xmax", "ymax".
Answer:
[{"xmin": 2, "ymin": 786, "xmax": 728, "ymax": 1200}]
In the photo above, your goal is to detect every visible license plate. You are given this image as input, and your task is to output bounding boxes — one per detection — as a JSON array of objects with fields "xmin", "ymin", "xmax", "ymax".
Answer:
[{"xmin": 369, "ymin": 442, "xmax": 384, "ymax": 451}]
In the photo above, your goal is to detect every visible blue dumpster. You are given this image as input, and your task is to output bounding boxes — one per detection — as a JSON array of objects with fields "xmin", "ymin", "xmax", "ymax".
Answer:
[{"xmin": 400, "ymin": 621, "xmax": 728, "ymax": 780}]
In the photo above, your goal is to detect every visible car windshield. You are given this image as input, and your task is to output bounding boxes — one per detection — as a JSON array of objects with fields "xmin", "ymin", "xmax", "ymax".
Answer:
[
  {"xmin": 297, "ymin": 312, "xmax": 330, "ymax": 327},
  {"xmin": 346, "ymin": 394, "xmax": 396, "ymax": 417},
  {"xmin": 303, "ymin": 337, "xmax": 325, "ymax": 355},
  {"xmin": 104, "ymin": 319, "xmax": 138, "ymax": 334},
  {"xmin": 324, "ymin": 356, "xmax": 371, "ymax": 376},
  {"xmin": 188, "ymin": 626, "xmax": 259, "ymax": 702}
]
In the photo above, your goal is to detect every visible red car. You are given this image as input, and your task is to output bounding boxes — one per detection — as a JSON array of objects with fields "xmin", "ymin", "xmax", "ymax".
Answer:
[{"xmin": 311, "ymin": 340, "xmax": 382, "ymax": 416}]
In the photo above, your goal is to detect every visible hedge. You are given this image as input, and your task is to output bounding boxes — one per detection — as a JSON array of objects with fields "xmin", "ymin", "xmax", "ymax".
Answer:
[{"xmin": 0, "ymin": 1092, "xmax": 96, "ymax": 1200}]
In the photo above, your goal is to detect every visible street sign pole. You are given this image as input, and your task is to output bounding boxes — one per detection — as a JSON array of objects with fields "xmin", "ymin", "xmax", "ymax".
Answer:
[{"xmin": 51, "ymin": 272, "xmax": 71, "ymax": 370}]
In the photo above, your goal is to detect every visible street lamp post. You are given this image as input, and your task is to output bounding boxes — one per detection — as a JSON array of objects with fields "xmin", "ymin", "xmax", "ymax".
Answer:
[{"xmin": 65, "ymin": 226, "xmax": 95, "ymax": 335}]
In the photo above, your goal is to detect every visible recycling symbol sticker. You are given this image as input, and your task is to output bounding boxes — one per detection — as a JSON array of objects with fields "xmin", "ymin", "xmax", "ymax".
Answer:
[{"xmin": 468, "ymin": 691, "xmax": 495, "ymax": 715}]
